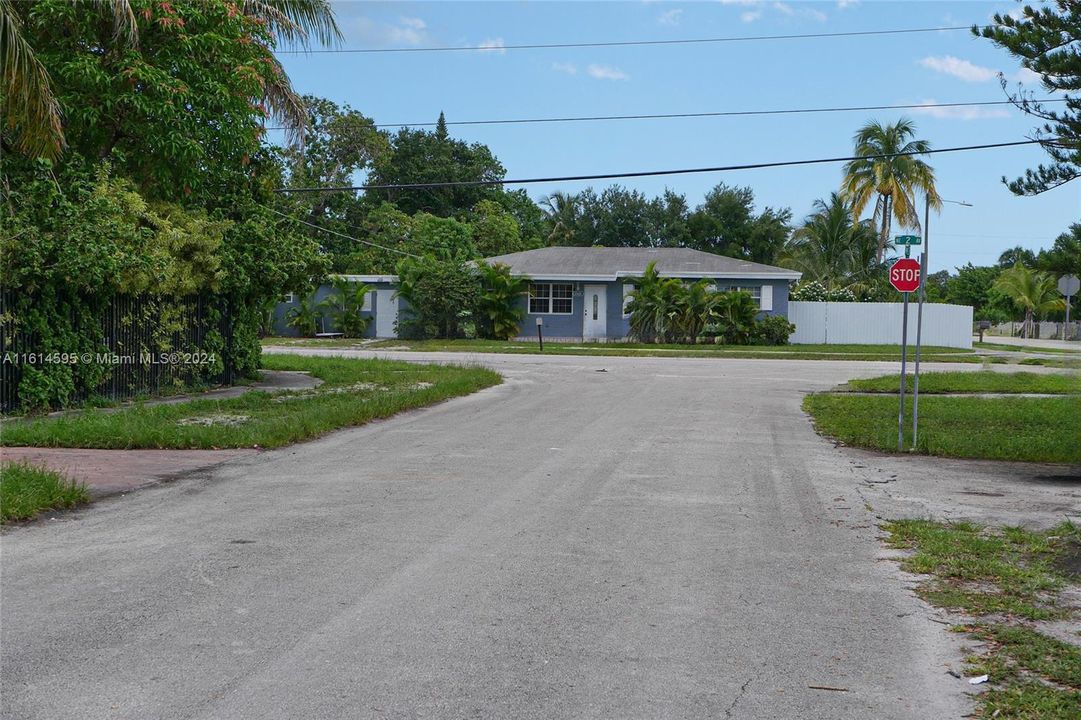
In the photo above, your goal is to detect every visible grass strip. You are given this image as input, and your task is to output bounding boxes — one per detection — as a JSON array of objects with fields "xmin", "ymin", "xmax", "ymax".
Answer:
[
  {"xmin": 803, "ymin": 394, "xmax": 1081, "ymax": 463},
  {"xmin": 883, "ymin": 521, "xmax": 1081, "ymax": 718},
  {"xmin": 263, "ymin": 337, "xmax": 979, "ymax": 362},
  {"xmin": 0, "ymin": 354, "xmax": 501, "ymax": 450},
  {"xmin": 844, "ymin": 371, "xmax": 1081, "ymax": 395},
  {"xmin": 975, "ymin": 342, "xmax": 1081, "ymax": 355},
  {"xmin": 1, "ymin": 462, "xmax": 90, "ymax": 523}
]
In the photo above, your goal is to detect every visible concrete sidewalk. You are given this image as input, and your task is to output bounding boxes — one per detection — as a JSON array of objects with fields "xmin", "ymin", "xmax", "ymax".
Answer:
[{"xmin": 0, "ymin": 447, "xmax": 257, "ymax": 497}]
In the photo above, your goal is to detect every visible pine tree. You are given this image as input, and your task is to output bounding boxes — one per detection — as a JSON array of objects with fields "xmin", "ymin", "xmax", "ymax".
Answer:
[
  {"xmin": 436, "ymin": 111, "xmax": 448, "ymax": 140},
  {"xmin": 975, "ymin": 2, "xmax": 1081, "ymax": 195}
]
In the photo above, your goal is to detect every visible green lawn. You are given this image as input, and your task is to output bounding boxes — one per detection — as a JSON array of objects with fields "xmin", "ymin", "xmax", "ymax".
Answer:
[
  {"xmin": 803, "ymin": 394, "xmax": 1081, "ymax": 463},
  {"xmin": 0, "ymin": 462, "xmax": 90, "ymax": 523},
  {"xmin": 0, "ymin": 354, "xmax": 501, "ymax": 450},
  {"xmin": 975, "ymin": 341, "xmax": 1081, "ymax": 355},
  {"xmin": 843, "ymin": 371, "xmax": 1081, "ymax": 395},
  {"xmin": 263, "ymin": 337, "xmax": 981, "ymax": 362},
  {"xmin": 883, "ymin": 520, "xmax": 1081, "ymax": 718}
]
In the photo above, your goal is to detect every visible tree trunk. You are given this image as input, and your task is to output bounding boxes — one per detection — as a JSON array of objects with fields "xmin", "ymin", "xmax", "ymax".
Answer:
[{"xmin": 877, "ymin": 194, "xmax": 891, "ymax": 263}]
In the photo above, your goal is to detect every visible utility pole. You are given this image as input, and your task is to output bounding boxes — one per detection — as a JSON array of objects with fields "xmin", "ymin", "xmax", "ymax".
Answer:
[{"xmin": 912, "ymin": 196, "xmax": 971, "ymax": 449}]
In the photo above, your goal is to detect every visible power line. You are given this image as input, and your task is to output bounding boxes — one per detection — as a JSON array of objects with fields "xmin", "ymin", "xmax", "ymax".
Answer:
[
  {"xmin": 259, "ymin": 99, "xmax": 1065, "ymax": 131},
  {"xmin": 261, "ymin": 204, "xmax": 421, "ymax": 258},
  {"xmin": 275, "ymin": 139, "xmax": 1048, "ymax": 194},
  {"xmin": 277, "ymin": 25, "xmax": 979, "ymax": 54}
]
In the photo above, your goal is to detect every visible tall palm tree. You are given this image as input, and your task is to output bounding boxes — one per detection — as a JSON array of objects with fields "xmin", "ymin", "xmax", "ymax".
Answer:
[
  {"xmin": 540, "ymin": 191, "xmax": 580, "ymax": 246},
  {"xmin": 1, "ymin": 0, "xmax": 339, "ymax": 160},
  {"xmin": 841, "ymin": 118, "xmax": 942, "ymax": 262},
  {"xmin": 993, "ymin": 263, "xmax": 1066, "ymax": 338},
  {"xmin": 780, "ymin": 193, "xmax": 880, "ymax": 290}
]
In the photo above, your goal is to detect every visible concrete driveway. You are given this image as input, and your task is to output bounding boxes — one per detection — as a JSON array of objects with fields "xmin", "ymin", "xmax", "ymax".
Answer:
[{"xmin": 3, "ymin": 352, "xmax": 1078, "ymax": 720}]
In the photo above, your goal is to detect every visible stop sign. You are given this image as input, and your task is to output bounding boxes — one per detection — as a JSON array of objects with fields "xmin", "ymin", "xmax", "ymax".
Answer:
[{"xmin": 889, "ymin": 258, "xmax": 922, "ymax": 293}]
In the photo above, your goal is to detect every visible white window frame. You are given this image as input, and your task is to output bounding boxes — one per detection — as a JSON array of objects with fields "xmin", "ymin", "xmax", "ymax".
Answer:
[
  {"xmin": 282, "ymin": 292, "xmax": 295, "ymax": 304},
  {"xmin": 736, "ymin": 286, "xmax": 762, "ymax": 308},
  {"xmin": 529, "ymin": 282, "xmax": 574, "ymax": 315},
  {"xmin": 622, "ymin": 283, "xmax": 635, "ymax": 318}
]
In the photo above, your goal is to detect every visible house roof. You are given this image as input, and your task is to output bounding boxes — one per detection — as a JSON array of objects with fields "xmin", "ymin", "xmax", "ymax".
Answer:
[{"xmin": 481, "ymin": 247, "xmax": 801, "ymax": 281}]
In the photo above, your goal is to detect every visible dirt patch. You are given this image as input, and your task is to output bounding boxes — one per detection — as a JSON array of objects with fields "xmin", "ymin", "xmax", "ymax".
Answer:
[{"xmin": 1053, "ymin": 541, "xmax": 1081, "ymax": 579}]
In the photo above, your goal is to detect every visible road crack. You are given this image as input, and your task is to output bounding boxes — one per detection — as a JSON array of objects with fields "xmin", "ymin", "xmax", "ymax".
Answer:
[{"xmin": 724, "ymin": 676, "xmax": 754, "ymax": 718}]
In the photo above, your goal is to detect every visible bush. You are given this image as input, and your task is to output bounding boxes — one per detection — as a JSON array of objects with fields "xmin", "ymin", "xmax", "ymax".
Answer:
[
  {"xmin": 790, "ymin": 281, "xmax": 857, "ymax": 302},
  {"xmin": 395, "ymin": 257, "xmax": 481, "ymax": 339},
  {"xmin": 751, "ymin": 315, "xmax": 796, "ymax": 345}
]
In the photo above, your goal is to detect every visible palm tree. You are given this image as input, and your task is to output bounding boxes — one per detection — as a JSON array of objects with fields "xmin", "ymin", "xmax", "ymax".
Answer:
[
  {"xmin": 780, "ymin": 193, "xmax": 880, "ymax": 290},
  {"xmin": 477, "ymin": 262, "xmax": 529, "ymax": 340},
  {"xmin": 1, "ymin": 0, "xmax": 339, "ymax": 159},
  {"xmin": 993, "ymin": 263, "xmax": 1066, "ymax": 338},
  {"xmin": 540, "ymin": 192, "xmax": 579, "ymax": 246},
  {"xmin": 841, "ymin": 118, "xmax": 942, "ymax": 262}
]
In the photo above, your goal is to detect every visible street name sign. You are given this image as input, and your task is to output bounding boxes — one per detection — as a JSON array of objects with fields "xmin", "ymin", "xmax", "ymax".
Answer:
[
  {"xmin": 895, "ymin": 234, "xmax": 922, "ymax": 246},
  {"xmin": 889, "ymin": 258, "xmax": 922, "ymax": 293}
]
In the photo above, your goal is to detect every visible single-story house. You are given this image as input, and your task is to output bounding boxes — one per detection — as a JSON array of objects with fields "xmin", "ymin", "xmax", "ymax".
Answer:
[{"xmin": 271, "ymin": 247, "xmax": 801, "ymax": 341}]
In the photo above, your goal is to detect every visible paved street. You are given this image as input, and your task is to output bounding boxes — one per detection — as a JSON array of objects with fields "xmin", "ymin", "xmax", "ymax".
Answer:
[{"xmin": 4, "ymin": 352, "xmax": 1079, "ymax": 719}]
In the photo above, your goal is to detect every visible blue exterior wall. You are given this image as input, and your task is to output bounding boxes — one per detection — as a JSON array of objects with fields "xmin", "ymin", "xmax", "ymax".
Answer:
[
  {"xmin": 271, "ymin": 277, "xmax": 792, "ymax": 340},
  {"xmin": 271, "ymin": 281, "xmax": 397, "ymax": 337}
]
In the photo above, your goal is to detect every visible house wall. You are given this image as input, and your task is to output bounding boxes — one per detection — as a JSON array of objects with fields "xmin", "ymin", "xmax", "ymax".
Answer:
[
  {"xmin": 271, "ymin": 281, "xmax": 396, "ymax": 338},
  {"xmin": 788, "ymin": 301, "xmax": 973, "ymax": 349},
  {"xmin": 513, "ymin": 278, "xmax": 793, "ymax": 341}
]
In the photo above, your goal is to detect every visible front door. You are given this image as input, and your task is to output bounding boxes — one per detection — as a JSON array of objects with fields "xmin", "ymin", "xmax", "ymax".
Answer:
[
  {"xmin": 583, "ymin": 284, "xmax": 607, "ymax": 339},
  {"xmin": 375, "ymin": 289, "xmax": 398, "ymax": 338}
]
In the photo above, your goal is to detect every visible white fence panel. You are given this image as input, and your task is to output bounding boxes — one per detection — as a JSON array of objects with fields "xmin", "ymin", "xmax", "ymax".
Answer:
[{"xmin": 788, "ymin": 302, "xmax": 973, "ymax": 349}]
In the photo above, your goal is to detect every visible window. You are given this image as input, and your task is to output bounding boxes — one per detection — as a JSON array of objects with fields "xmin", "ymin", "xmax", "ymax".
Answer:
[
  {"xmin": 361, "ymin": 291, "xmax": 372, "ymax": 312},
  {"xmin": 622, "ymin": 283, "xmax": 634, "ymax": 318},
  {"xmin": 282, "ymin": 292, "xmax": 295, "ymax": 304},
  {"xmin": 529, "ymin": 283, "xmax": 573, "ymax": 314},
  {"xmin": 735, "ymin": 286, "xmax": 762, "ymax": 308}
]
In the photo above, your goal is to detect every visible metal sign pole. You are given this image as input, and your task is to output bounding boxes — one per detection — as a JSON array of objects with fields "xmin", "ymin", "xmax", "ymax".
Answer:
[
  {"xmin": 912, "ymin": 199, "xmax": 929, "ymax": 449},
  {"xmin": 898, "ymin": 289, "xmax": 910, "ymax": 452}
]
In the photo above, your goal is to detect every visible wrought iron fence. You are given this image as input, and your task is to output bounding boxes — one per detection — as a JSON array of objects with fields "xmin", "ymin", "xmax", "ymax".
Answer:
[{"xmin": 0, "ymin": 292, "xmax": 237, "ymax": 412}]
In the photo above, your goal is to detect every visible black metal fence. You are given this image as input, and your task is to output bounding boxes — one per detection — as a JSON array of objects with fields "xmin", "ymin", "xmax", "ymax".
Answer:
[{"xmin": 0, "ymin": 292, "xmax": 237, "ymax": 412}]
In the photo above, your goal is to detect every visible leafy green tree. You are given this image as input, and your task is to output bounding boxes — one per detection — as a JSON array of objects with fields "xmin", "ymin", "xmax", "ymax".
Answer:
[
  {"xmin": 1038, "ymin": 223, "xmax": 1081, "ymax": 277},
  {"xmin": 997, "ymin": 245, "xmax": 1037, "ymax": 269},
  {"xmin": 541, "ymin": 191, "xmax": 581, "ymax": 246},
  {"xmin": 476, "ymin": 262, "xmax": 529, "ymax": 340},
  {"xmin": 282, "ymin": 95, "xmax": 388, "ymax": 222},
  {"xmin": 366, "ymin": 122, "xmax": 506, "ymax": 217},
  {"xmin": 394, "ymin": 256, "xmax": 480, "ymax": 339},
  {"xmin": 993, "ymin": 263, "xmax": 1066, "ymax": 336},
  {"xmin": 652, "ymin": 190, "xmax": 693, "ymax": 248},
  {"xmin": 337, "ymin": 201, "xmax": 413, "ymax": 273},
  {"xmin": 498, "ymin": 189, "xmax": 547, "ymax": 249},
  {"xmin": 470, "ymin": 200, "xmax": 523, "ymax": 257},
  {"xmin": 945, "ymin": 264, "xmax": 1011, "ymax": 322},
  {"xmin": 318, "ymin": 278, "xmax": 372, "ymax": 337},
  {"xmin": 411, "ymin": 213, "xmax": 476, "ymax": 260},
  {"xmin": 841, "ymin": 118, "xmax": 941, "ymax": 262},
  {"xmin": 687, "ymin": 183, "xmax": 791, "ymax": 263},
  {"xmin": 625, "ymin": 262, "xmax": 680, "ymax": 342},
  {"xmin": 4, "ymin": 0, "xmax": 338, "ymax": 199},
  {"xmin": 781, "ymin": 193, "xmax": 880, "ymax": 290},
  {"xmin": 975, "ymin": 2, "xmax": 1080, "ymax": 195}
]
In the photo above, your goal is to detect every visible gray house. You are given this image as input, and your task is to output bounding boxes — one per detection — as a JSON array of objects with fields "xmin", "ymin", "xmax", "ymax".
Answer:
[{"xmin": 271, "ymin": 247, "xmax": 800, "ymax": 341}]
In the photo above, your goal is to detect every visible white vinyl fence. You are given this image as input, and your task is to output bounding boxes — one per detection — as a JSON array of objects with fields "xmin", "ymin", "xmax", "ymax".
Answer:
[{"xmin": 788, "ymin": 302, "xmax": 973, "ymax": 349}]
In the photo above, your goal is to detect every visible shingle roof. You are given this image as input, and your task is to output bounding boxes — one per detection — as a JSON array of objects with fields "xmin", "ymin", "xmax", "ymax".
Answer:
[{"xmin": 481, "ymin": 247, "xmax": 801, "ymax": 280}]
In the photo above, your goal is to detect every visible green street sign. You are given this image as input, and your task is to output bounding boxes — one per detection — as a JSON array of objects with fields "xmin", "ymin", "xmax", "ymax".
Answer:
[{"xmin": 895, "ymin": 235, "xmax": 922, "ymax": 245}]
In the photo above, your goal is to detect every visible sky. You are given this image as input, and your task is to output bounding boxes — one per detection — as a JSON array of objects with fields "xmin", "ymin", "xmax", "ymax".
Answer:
[{"xmin": 274, "ymin": 0, "xmax": 1081, "ymax": 274}]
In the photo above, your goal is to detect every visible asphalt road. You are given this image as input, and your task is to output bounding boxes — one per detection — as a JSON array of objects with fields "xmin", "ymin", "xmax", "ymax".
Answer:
[{"xmin": 5, "ymin": 352, "xmax": 1078, "ymax": 720}]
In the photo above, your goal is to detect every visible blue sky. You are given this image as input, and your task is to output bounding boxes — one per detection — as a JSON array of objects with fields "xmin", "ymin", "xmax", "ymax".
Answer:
[{"xmin": 275, "ymin": 1, "xmax": 1080, "ymax": 273}]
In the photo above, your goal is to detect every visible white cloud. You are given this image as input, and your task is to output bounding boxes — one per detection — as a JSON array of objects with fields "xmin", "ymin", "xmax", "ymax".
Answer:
[
  {"xmin": 477, "ymin": 38, "xmax": 506, "ymax": 54},
  {"xmin": 741, "ymin": 10, "xmax": 762, "ymax": 22},
  {"xmin": 772, "ymin": 2, "xmax": 826, "ymax": 22},
  {"xmin": 717, "ymin": 0, "xmax": 761, "ymax": 5},
  {"xmin": 837, "ymin": 0, "xmax": 858, "ymax": 8},
  {"xmin": 658, "ymin": 8, "xmax": 683, "ymax": 25},
  {"xmin": 552, "ymin": 62, "xmax": 577, "ymax": 75},
  {"xmin": 353, "ymin": 16, "xmax": 429, "ymax": 47},
  {"xmin": 587, "ymin": 64, "xmax": 629, "ymax": 81},
  {"xmin": 919, "ymin": 55, "xmax": 998, "ymax": 83},
  {"xmin": 1014, "ymin": 67, "xmax": 1042, "ymax": 84},
  {"xmin": 909, "ymin": 100, "xmax": 1010, "ymax": 121}
]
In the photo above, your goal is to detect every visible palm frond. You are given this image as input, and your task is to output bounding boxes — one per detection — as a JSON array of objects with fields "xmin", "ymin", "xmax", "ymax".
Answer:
[{"xmin": 1, "ymin": 0, "xmax": 64, "ymax": 160}]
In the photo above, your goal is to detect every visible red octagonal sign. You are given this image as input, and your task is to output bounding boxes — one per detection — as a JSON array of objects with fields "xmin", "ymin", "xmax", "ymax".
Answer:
[{"xmin": 889, "ymin": 258, "xmax": 922, "ymax": 293}]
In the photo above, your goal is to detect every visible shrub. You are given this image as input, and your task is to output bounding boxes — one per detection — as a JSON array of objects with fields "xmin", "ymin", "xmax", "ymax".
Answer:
[
  {"xmin": 790, "ymin": 281, "xmax": 857, "ymax": 302},
  {"xmin": 319, "ymin": 278, "xmax": 373, "ymax": 338},
  {"xmin": 286, "ymin": 295, "xmax": 320, "ymax": 337},
  {"xmin": 751, "ymin": 315, "xmax": 796, "ymax": 345},
  {"xmin": 395, "ymin": 257, "xmax": 481, "ymax": 339},
  {"xmin": 476, "ymin": 263, "xmax": 529, "ymax": 340}
]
